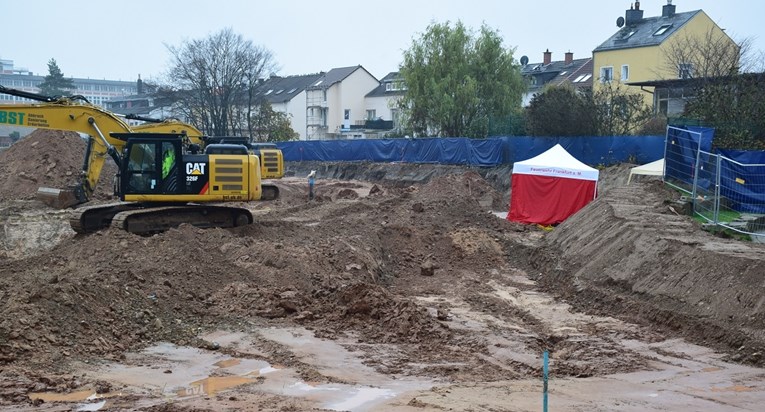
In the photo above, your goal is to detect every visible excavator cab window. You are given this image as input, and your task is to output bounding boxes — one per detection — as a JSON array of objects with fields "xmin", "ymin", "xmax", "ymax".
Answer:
[
  {"xmin": 124, "ymin": 139, "xmax": 181, "ymax": 195},
  {"xmin": 126, "ymin": 142, "xmax": 158, "ymax": 193},
  {"xmin": 160, "ymin": 142, "xmax": 178, "ymax": 193}
]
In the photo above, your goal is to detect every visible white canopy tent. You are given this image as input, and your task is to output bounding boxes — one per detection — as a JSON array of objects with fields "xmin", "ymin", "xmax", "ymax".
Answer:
[
  {"xmin": 508, "ymin": 144, "xmax": 599, "ymax": 225},
  {"xmin": 628, "ymin": 158, "xmax": 665, "ymax": 184}
]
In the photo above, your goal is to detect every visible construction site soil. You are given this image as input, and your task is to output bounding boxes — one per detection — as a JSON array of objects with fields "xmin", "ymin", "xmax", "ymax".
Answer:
[{"xmin": 0, "ymin": 130, "xmax": 763, "ymax": 411}]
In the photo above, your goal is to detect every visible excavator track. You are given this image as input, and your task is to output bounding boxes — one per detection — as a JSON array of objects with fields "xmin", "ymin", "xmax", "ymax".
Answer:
[
  {"xmin": 111, "ymin": 205, "xmax": 252, "ymax": 235},
  {"xmin": 71, "ymin": 203, "xmax": 252, "ymax": 235},
  {"xmin": 70, "ymin": 202, "xmax": 141, "ymax": 234}
]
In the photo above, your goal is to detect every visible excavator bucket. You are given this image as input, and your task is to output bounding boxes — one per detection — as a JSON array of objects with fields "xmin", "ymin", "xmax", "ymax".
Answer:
[{"xmin": 37, "ymin": 187, "xmax": 81, "ymax": 209}]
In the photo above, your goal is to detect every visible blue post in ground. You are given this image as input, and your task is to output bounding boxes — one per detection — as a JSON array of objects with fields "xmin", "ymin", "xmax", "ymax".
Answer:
[{"xmin": 543, "ymin": 350, "xmax": 549, "ymax": 412}]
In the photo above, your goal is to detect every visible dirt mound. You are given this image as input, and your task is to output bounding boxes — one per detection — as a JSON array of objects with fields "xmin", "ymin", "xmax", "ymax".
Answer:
[
  {"xmin": 0, "ymin": 130, "xmax": 117, "ymax": 203},
  {"xmin": 536, "ymin": 181, "xmax": 765, "ymax": 365},
  {"xmin": 0, "ymin": 172, "xmax": 510, "ymax": 368}
]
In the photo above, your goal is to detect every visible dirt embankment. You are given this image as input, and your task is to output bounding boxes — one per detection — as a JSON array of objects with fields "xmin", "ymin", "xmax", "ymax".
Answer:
[{"xmin": 536, "ymin": 181, "xmax": 765, "ymax": 365}]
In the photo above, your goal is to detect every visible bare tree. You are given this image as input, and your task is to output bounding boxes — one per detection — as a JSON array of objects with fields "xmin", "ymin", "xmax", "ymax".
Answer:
[
  {"xmin": 661, "ymin": 28, "xmax": 748, "ymax": 79},
  {"xmin": 165, "ymin": 28, "xmax": 276, "ymax": 137}
]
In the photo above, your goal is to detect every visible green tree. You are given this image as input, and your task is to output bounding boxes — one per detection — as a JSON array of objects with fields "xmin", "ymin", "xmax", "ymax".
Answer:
[
  {"xmin": 251, "ymin": 101, "xmax": 299, "ymax": 142},
  {"xmin": 590, "ymin": 82, "xmax": 653, "ymax": 136},
  {"xmin": 166, "ymin": 28, "xmax": 276, "ymax": 137},
  {"xmin": 399, "ymin": 21, "xmax": 524, "ymax": 138},
  {"xmin": 526, "ymin": 85, "xmax": 596, "ymax": 136},
  {"xmin": 37, "ymin": 59, "xmax": 75, "ymax": 97},
  {"xmin": 683, "ymin": 73, "xmax": 765, "ymax": 149}
]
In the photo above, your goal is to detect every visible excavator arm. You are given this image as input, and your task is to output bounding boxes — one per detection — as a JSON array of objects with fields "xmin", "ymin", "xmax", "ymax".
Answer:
[
  {"xmin": 128, "ymin": 114, "xmax": 205, "ymax": 147},
  {"xmin": 0, "ymin": 85, "xmax": 132, "ymax": 207}
]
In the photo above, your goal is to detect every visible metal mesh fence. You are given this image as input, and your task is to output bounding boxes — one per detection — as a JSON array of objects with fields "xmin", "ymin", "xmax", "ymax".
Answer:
[{"xmin": 664, "ymin": 126, "xmax": 765, "ymax": 241}]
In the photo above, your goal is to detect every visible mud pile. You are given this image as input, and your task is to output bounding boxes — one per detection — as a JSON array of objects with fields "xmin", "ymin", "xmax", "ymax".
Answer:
[{"xmin": 0, "ymin": 130, "xmax": 117, "ymax": 202}]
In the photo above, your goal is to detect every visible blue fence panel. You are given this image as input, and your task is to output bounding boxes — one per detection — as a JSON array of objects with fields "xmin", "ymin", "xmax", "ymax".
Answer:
[
  {"xmin": 277, "ymin": 135, "xmax": 667, "ymax": 167},
  {"xmin": 718, "ymin": 149, "xmax": 765, "ymax": 214}
]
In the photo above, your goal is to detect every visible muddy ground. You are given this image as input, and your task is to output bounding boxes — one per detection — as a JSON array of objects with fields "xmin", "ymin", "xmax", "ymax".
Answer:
[{"xmin": 0, "ymin": 131, "xmax": 763, "ymax": 411}]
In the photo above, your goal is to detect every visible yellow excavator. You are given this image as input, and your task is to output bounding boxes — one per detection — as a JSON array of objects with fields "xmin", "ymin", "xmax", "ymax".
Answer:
[
  {"xmin": 127, "ymin": 114, "xmax": 284, "ymax": 186},
  {"xmin": 0, "ymin": 85, "xmax": 282, "ymax": 235}
]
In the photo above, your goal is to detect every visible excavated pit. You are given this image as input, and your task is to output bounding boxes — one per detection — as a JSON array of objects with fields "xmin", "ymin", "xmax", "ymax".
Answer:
[{"xmin": 0, "ymin": 130, "xmax": 763, "ymax": 411}]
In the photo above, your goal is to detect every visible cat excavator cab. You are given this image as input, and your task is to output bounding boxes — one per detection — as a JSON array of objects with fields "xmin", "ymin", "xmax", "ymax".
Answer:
[
  {"xmin": 0, "ymin": 85, "xmax": 277, "ymax": 234},
  {"xmin": 128, "ymin": 115, "xmax": 284, "ymax": 187}
]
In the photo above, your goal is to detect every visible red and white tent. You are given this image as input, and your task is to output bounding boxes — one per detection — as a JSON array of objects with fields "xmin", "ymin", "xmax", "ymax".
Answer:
[{"xmin": 507, "ymin": 144, "xmax": 599, "ymax": 225}]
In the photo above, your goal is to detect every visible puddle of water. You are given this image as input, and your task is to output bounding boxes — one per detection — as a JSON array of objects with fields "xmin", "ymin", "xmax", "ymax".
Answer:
[
  {"xmin": 77, "ymin": 399, "xmax": 107, "ymax": 411},
  {"xmin": 28, "ymin": 390, "xmax": 118, "ymax": 412},
  {"xmin": 177, "ymin": 375, "xmax": 255, "ymax": 397},
  {"xmin": 710, "ymin": 385, "xmax": 755, "ymax": 392},
  {"xmin": 79, "ymin": 329, "xmax": 435, "ymax": 411},
  {"xmin": 327, "ymin": 387, "xmax": 396, "ymax": 411},
  {"xmin": 29, "ymin": 389, "xmax": 95, "ymax": 402},
  {"xmin": 213, "ymin": 358, "xmax": 241, "ymax": 368}
]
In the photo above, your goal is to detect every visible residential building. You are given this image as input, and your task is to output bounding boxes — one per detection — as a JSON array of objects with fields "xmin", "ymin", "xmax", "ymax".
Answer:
[
  {"xmin": 252, "ymin": 73, "xmax": 324, "ymax": 140},
  {"xmin": 364, "ymin": 71, "xmax": 406, "ymax": 136},
  {"xmin": 520, "ymin": 50, "xmax": 593, "ymax": 106},
  {"xmin": 593, "ymin": 1, "xmax": 736, "ymax": 109},
  {"xmin": 305, "ymin": 65, "xmax": 379, "ymax": 140}
]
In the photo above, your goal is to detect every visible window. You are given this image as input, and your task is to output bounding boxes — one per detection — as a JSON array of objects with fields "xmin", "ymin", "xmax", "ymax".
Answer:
[
  {"xmin": 385, "ymin": 83, "xmax": 392, "ymax": 91},
  {"xmin": 126, "ymin": 142, "xmax": 159, "ymax": 193},
  {"xmin": 600, "ymin": 66, "xmax": 613, "ymax": 83},
  {"xmin": 573, "ymin": 74, "xmax": 586, "ymax": 83},
  {"xmin": 621, "ymin": 65, "xmax": 629, "ymax": 81},
  {"xmin": 654, "ymin": 24, "xmax": 672, "ymax": 36},
  {"xmin": 678, "ymin": 62, "xmax": 694, "ymax": 79},
  {"xmin": 366, "ymin": 110, "xmax": 376, "ymax": 120}
]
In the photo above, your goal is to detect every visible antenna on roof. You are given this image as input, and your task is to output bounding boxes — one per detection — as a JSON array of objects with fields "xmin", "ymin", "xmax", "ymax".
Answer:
[
  {"xmin": 617, "ymin": 16, "xmax": 625, "ymax": 27},
  {"xmin": 520, "ymin": 55, "xmax": 529, "ymax": 66}
]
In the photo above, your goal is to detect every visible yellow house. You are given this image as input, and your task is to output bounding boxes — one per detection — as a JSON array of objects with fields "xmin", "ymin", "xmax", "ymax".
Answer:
[{"xmin": 593, "ymin": 1, "xmax": 738, "ymax": 109}]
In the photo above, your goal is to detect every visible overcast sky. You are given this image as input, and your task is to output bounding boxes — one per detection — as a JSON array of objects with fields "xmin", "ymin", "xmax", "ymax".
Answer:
[{"xmin": 4, "ymin": 0, "xmax": 763, "ymax": 83}]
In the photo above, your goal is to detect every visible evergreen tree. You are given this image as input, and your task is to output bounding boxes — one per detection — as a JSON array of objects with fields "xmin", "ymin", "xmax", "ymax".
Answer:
[{"xmin": 37, "ymin": 59, "xmax": 75, "ymax": 97}]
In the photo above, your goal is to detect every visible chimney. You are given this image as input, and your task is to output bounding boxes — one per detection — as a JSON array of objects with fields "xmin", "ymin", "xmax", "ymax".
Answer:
[
  {"xmin": 625, "ymin": 2, "xmax": 644, "ymax": 26},
  {"xmin": 136, "ymin": 74, "xmax": 143, "ymax": 95},
  {"xmin": 543, "ymin": 49, "xmax": 552, "ymax": 65},
  {"xmin": 662, "ymin": 0, "xmax": 676, "ymax": 17},
  {"xmin": 565, "ymin": 51, "xmax": 573, "ymax": 65}
]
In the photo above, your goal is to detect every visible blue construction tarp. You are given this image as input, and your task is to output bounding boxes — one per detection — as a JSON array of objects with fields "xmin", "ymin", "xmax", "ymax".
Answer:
[
  {"xmin": 718, "ymin": 149, "xmax": 765, "ymax": 213},
  {"xmin": 277, "ymin": 135, "xmax": 666, "ymax": 167}
]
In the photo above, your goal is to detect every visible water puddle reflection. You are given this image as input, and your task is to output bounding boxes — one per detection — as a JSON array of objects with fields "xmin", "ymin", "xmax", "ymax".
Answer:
[{"xmin": 40, "ymin": 328, "xmax": 433, "ymax": 411}]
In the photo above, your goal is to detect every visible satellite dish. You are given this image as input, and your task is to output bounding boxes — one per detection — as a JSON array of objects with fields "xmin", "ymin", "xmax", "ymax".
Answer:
[
  {"xmin": 520, "ymin": 55, "xmax": 529, "ymax": 66},
  {"xmin": 617, "ymin": 16, "xmax": 625, "ymax": 27}
]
